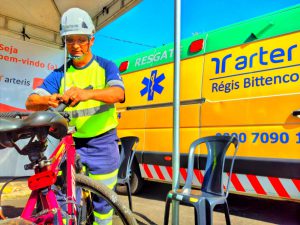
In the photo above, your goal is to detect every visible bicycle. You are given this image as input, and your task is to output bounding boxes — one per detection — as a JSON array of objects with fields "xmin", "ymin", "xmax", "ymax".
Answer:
[{"xmin": 0, "ymin": 107, "xmax": 137, "ymax": 225}]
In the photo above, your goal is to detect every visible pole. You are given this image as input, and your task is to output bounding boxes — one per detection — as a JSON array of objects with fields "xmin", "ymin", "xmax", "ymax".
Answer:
[{"xmin": 172, "ymin": 0, "xmax": 181, "ymax": 224}]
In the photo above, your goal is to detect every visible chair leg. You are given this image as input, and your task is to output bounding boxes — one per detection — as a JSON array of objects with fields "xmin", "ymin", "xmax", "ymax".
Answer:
[
  {"xmin": 194, "ymin": 199, "xmax": 207, "ymax": 225},
  {"xmin": 205, "ymin": 201, "xmax": 213, "ymax": 225},
  {"xmin": 194, "ymin": 207, "xmax": 198, "ymax": 224},
  {"xmin": 223, "ymin": 202, "xmax": 231, "ymax": 225},
  {"xmin": 164, "ymin": 198, "xmax": 172, "ymax": 225},
  {"xmin": 125, "ymin": 181, "xmax": 132, "ymax": 211}
]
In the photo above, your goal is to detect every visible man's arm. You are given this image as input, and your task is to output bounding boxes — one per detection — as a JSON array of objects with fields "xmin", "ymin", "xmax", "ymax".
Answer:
[
  {"xmin": 86, "ymin": 86, "xmax": 125, "ymax": 103},
  {"xmin": 25, "ymin": 68, "xmax": 64, "ymax": 111},
  {"xmin": 61, "ymin": 86, "xmax": 124, "ymax": 107},
  {"xmin": 26, "ymin": 93, "xmax": 62, "ymax": 111}
]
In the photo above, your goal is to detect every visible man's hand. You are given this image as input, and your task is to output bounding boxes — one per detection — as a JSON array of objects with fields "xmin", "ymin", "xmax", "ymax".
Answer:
[
  {"xmin": 48, "ymin": 93, "xmax": 63, "ymax": 108},
  {"xmin": 60, "ymin": 86, "xmax": 124, "ymax": 107},
  {"xmin": 62, "ymin": 87, "xmax": 92, "ymax": 107},
  {"xmin": 25, "ymin": 93, "xmax": 63, "ymax": 111}
]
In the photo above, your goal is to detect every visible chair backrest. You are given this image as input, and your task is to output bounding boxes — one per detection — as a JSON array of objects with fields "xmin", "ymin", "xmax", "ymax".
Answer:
[
  {"xmin": 183, "ymin": 135, "xmax": 239, "ymax": 196},
  {"xmin": 118, "ymin": 136, "xmax": 139, "ymax": 179}
]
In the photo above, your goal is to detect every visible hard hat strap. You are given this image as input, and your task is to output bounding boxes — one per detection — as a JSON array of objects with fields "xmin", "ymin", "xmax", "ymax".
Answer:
[{"xmin": 63, "ymin": 36, "xmax": 67, "ymax": 94}]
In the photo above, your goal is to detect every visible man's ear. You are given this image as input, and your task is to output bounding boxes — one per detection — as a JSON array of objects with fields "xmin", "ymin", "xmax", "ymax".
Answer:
[{"xmin": 89, "ymin": 36, "xmax": 95, "ymax": 46}]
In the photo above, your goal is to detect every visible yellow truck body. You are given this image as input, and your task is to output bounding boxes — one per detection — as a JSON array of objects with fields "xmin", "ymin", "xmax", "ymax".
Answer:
[{"xmin": 115, "ymin": 5, "xmax": 300, "ymax": 201}]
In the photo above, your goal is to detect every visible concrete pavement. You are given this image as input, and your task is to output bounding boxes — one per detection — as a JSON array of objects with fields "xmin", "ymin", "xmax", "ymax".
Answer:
[
  {"xmin": 0, "ymin": 178, "xmax": 31, "ymax": 201},
  {"xmin": 1, "ymin": 179, "xmax": 300, "ymax": 225}
]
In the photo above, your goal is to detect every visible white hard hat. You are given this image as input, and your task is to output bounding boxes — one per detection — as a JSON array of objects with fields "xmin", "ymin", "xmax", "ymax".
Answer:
[{"xmin": 60, "ymin": 8, "xmax": 95, "ymax": 36}]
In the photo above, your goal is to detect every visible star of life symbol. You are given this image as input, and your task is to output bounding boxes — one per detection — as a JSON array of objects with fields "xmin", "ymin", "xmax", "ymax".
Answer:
[{"xmin": 140, "ymin": 70, "xmax": 165, "ymax": 101}]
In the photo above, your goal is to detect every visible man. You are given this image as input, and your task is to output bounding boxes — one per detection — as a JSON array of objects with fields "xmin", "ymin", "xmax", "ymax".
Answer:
[{"xmin": 25, "ymin": 7, "xmax": 124, "ymax": 224}]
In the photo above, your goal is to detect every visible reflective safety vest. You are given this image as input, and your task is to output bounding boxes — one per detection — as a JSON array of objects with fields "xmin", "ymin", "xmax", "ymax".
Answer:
[{"xmin": 59, "ymin": 61, "xmax": 118, "ymax": 138}]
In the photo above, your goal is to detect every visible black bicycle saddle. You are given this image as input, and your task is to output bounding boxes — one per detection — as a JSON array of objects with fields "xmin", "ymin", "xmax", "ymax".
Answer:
[{"xmin": 0, "ymin": 111, "xmax": 68, "ymax": 148}]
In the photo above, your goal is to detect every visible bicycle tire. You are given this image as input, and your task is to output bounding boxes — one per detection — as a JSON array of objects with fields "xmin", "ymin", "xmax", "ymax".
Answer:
[{"xmin": 75, "ymin": 174, "xmax": 137, "ymax": 225}]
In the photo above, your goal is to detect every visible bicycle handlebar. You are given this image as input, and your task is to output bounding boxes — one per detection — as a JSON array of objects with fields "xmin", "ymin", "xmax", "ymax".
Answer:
[
  {"xmin": 0, "ymin": 85, "xmax": 93, "ymax": 150},
  {"xmin": 0, "ymin": 85, "xmax": 93, "ymax": 119},
  {"xmin": 49, "ymin": 85, "xmax": 93, "ymax": 112}
]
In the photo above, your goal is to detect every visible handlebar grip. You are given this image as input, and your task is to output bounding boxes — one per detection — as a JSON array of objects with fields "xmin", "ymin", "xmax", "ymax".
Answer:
[
  {"xmin": 54, "ymin": 85, "xmax": 93, "ymax": 112},
  {"xmin": 55, "ymin": 102, "xmax": 68, "ymax": 112}
]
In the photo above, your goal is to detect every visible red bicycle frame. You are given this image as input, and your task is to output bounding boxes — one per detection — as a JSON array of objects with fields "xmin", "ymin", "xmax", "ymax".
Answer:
[{"xmin": 21, "ymin": 131, "xmax": 77, "ymax": 225}]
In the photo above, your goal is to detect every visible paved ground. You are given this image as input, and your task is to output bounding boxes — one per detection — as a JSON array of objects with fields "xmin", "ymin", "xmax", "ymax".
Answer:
[
  {"xmin": 118, "ymin": 181, "xmax": 300, "ymax": 225},
  {"xmin": 0, "ymin": 178, "xmax": 31, "ymax": 201},
  {"xmin": 0, "ymin": 178, "xmax": 300, "ymax": 225}
]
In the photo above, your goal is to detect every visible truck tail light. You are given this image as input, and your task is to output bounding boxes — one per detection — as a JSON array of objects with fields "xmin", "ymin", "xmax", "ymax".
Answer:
[
  {"xmin": 119, "ymin": 61, "xmax": 129, "ymax": 72},
  {"xmin": 164, "ymin": 156, "xmax": 172, "ymax": 161},
  {"xmin": 189, "ymin": 39, "xmax": 204, "ymax": 53}
]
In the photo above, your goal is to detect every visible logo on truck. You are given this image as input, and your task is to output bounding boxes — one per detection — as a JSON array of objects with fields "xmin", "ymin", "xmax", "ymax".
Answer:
[
  {"xmin": 207, "ymin": 42, "xmax": 300, "ymax": 95},
  {"xmin": 140, "ymin": 70, "xmax": 165, "ymax": 101}
]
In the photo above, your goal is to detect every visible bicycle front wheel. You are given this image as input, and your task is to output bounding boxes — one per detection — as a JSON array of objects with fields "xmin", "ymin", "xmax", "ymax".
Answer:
[{"xmin": 75, "ymin": 174, "xmax": 137, "ymax": 225}]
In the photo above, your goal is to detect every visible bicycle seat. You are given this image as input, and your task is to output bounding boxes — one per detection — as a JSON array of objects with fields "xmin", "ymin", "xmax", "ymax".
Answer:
[{"xmin": 0, "ymin": 111, "xmax": 68, "ymax": 148}]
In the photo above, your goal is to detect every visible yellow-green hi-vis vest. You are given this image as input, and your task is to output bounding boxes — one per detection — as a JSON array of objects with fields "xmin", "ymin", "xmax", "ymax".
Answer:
[{"xmin": 59, "ymin": 60, "xmax": 118, "ymax": 138}]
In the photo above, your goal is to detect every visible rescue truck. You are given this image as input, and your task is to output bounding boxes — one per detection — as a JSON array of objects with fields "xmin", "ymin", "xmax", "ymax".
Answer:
[{"xmin": 115, "ymin": 4, "xmax": 300, "ymax": 201}]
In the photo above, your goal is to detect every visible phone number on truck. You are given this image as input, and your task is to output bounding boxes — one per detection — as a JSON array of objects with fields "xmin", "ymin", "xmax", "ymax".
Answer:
[{"xmin": 216, "ymin": 132, "xmax": 300, "ymax": 144}]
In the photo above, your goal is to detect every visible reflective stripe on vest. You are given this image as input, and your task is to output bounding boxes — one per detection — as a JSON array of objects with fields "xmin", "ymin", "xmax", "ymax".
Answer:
[{"xmin": 67, "ymin": 104, "xmax": 114, "ymax": 118}]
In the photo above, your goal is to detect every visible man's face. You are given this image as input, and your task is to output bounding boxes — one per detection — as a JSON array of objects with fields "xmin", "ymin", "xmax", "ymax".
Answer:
[{"xmin": 65, "ymin": 34, "xmax": 94, "ymax": 59}]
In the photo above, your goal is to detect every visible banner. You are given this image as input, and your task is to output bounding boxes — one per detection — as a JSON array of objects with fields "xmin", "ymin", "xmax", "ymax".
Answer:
[{"xmin": 0, "ymin": 35, "xmax": 64, "ymax": 176}]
